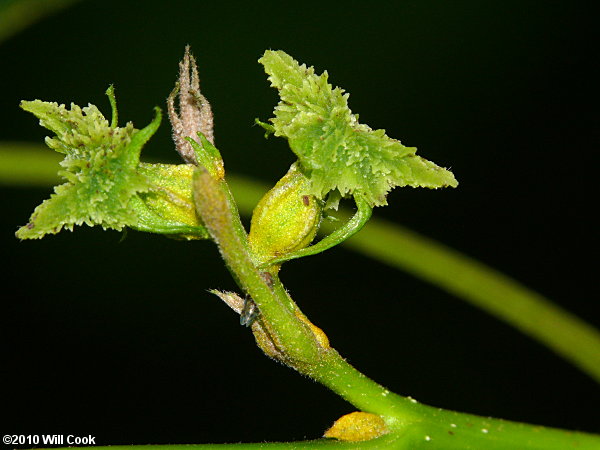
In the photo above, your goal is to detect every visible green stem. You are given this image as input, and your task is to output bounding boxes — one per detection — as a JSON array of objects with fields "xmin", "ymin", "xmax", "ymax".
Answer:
[
  {"xmin": 1, "ymin": 146, "xmax": 599, "ymax": 446},
  {"xmin": 191, "ymin": 169, "xmax": 600, "ymax": 448},
  {"xmin": 393, "ymin": 406, "xmax": 600, "ymax": 449},
  {"xmin": 0, "ymin": 143, "xmax": 61, "ymax": 185},
  {"xmin": 334, "ymin": 216, "xmax": 600, "ymax": 385},
  {"xmin": 0, "ymin": 0, "xmax": 82, "ymax": 45},
  {"xmin": 226, "ymin": 174, "xmax": 600, "ymax": 384},
  {"xmin": 192, "ymin": 168, "xmax": 320, "ymax": 363},
  {"xmin": 1, "ymin": 148, "xmax": 599, "ymax": 384},
  {"xmin": 309, "ymin": 348, "xmax": 421, "ymax": 424},
  {"xmin": 192, "ymin": 167, "xmax": 419, "ymax": 418},
  {"xmin": 22, "ymin": 436, "xmax": 403, "ymax": 450},
  {"xmin": 301, "ymin": 348, "xmax": 600, "ymax": 448},
  {"xmin": 40, "ymin": 429, "xmax": 600, "ymax": 449}
]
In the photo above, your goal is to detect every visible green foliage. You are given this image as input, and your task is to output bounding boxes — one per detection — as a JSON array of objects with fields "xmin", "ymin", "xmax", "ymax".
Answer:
[
  {"xmin": 8, "ymin": 41, "xmax": 600, "ymax": 448},
  {"xmin": 15, "ymin": 91, "xmax": 208, "ymax": 240},
  {"xmin": 259, "ymin": 50, "xmax": 458, "ymax": 207},
  {"xmin": 16, "ymin": 99, "xmax": 159, "ymax": 239}
]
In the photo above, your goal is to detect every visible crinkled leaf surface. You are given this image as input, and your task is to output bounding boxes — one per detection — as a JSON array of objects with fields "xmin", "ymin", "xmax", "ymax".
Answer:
[
  {"xmin": 16, "ymin": 100, "xmax": 158, "ymax": 239},
  {"xmin": 259, "ymin": 50, "xmax": 458, "ymax": 207}
]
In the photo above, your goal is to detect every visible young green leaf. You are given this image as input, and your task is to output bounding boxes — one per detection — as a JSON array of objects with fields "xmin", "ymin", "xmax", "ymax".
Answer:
[
  {"xmin": 16, "ymin": 99, "xmax": 160, "ymax": 239},
  {"xmin": 259, "ymin": 50, "xmax": 458, "ymax": 207}
]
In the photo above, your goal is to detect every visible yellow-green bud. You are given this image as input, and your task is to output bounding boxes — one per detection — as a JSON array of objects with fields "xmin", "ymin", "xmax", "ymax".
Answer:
[
  {"xmin": 249, "ymin": 164, "xmax": 322, "ymax": 266},
  {"xmin": 131, "ymin": 162, "xmax": 208, "ymax": 239}
]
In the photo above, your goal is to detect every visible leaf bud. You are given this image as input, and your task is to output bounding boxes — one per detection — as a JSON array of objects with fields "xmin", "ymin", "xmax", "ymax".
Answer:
[
  {"xmin": 249, "ymin": 163, "xmax": 322, "ymax": 266},
  {"xmin": 130, "ymin": 162, "xmax": 208, "ymax": 239}
]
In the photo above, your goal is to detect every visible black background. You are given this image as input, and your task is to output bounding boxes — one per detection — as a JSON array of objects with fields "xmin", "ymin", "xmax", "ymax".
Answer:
[{"xmin": 1, "ymin": 0, "xmax": 598, "ymax": 445}]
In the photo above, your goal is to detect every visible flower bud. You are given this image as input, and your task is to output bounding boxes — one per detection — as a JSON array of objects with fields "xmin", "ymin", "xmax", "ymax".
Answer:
[
  {"xmin": 167, "ymin": 46, "xmax": 215, "ymax": 165},
  {"xmin": 130, "ymin": 163, "xmax": 208, "ymax": 239},
  {"xmin": 249, "ymin": 164, "xmax": 322, "ymax": 266}
]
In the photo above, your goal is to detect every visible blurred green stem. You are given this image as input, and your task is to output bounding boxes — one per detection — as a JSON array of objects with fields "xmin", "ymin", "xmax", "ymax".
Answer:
[
  {"xmin": 227, "ymin": 174, "xmax": 600, "ymax": 384},
  {"xmin": 2, "ymin": 144, "xmax": 600, "ymax": 384},
  {"xmin": 0, "ymin": 0, "xmax": 82, "ymax": 44},
  {"xmin": 0, "ymin": 141, "xmax": 597, "ymax": 448},
  {"xmin": 0, "ymin": 143, "xmax": 61, "ymax": 185},
  {"xmin": 189, "ymin": 158, "xmax": 600, "ymax": 449},
  {"xmin": 37, "ymin": 419, "xmax": 600, "ymax": 450}
]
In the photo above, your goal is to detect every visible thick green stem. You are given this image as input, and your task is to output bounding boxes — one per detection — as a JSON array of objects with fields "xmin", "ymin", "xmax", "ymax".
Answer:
[
  {"xmin": 20, "ymin": 438, "xmax": 404, "ymax": 450},
  {"xmin": 225, "ymin": 174, "xmax": 600, "ymax": 384},
  {"xmin": 192, "ymin": 169, "xmax": 320, "ymax": 363},
  {"xmin": 191, "ymin": 169, "xmax": 600, "ymax": 448},
  {"xmin": 299, "ymin": 348, "xmax": 600, "ymax": 449},
  {"xmin": 2, "ymin": 145, "xmax": 599, "ymax": 383},
  {"xmin": 3, "ymin": 147, "xmax": 600, "ymax": 446},
  {"xmin": 308, "ymin": 348, "xmax": 421, "ymax": 425},
  {"xmin": 394, "ymin": 408, "xmax": 600, "ymax": 449},
  {"xmin": 192, "ymin": 166, "xmax": 417, "ymax": 416}
]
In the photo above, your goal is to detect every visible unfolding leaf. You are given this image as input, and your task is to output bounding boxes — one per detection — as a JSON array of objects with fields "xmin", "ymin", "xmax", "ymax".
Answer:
[
  {"xmin": 259, "ymin": 50, "xmax": 458, "ymax": 207},
  {"xmin": 16, "ymin": 99, "xmax": 160, "ymax": 239}
]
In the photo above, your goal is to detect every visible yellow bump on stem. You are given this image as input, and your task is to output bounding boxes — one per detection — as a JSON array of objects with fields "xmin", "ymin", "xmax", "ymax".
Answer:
[
  {"xmin": 324, "ymin": 411, "xmax": 389, "ymax": 442},
  {"xmin": 294, "ymin": 309, "xmax": 330, "ymax": 349}
]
